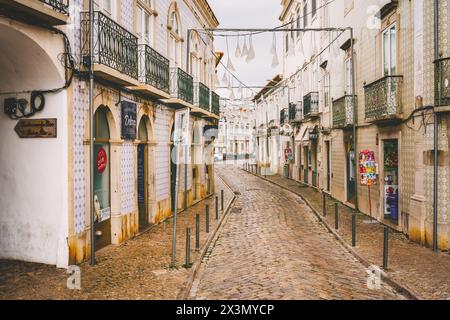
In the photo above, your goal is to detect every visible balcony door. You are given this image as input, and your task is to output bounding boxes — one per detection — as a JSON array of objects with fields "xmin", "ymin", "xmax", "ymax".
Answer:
[
  {"xmin": 136, "ymin": 5, "xmax": 152, "ymax": 46},
  {"xmin": 94, "ymin": 0, "xmax": 116, "ymax": 19},
  {"xmin": 382, "ymin": 24, "xmax": 398, "ymax": 111}
]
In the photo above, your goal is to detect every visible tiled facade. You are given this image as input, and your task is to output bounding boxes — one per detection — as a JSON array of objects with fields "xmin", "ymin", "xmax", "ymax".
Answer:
[
  {"xmin": 0, "ymin": 0, "xmax": 220, "ymax": 266},
  {"xmin": 253, "ymin": 0, "xmax": 450, "ymax": 250}
]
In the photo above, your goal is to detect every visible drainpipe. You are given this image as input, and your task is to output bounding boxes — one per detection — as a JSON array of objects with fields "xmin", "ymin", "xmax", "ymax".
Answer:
[
  {"xmin": 433, "ymin": 0, "xmax": 439, "ymax": 252},
  {"xmin": 184, "ymin": 29, "xmax": 190, "ymax": 209},
  {"xmin": 89, "ymin": 0, "xmax": 95, "ymax": 265}
]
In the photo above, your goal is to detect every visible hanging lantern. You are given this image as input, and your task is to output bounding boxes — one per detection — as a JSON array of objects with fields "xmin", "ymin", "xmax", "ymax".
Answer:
[{"xmin": 241, "ymin": 35, "xmax": 249, "ymax": 58}]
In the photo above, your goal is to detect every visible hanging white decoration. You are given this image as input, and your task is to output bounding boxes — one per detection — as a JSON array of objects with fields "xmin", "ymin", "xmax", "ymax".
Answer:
[
  {"xmin": 246, "ymin": 35, "xmax": 255, "ymax": 62},
  {"xmin": 226, "ymin": 37, "xmax": 236, "ymax": 72},
  {"xmin": 238, "ymin": 83, "xmax": 243, "ymax": 99},
  {"xmin": 270, "ymin": 33, "xmax": 277, "ymax": 55},
  {"xmin": 235, "ymin": 33, "xmax": 242, "ymax": 58},
  {"xmin": 272, "ymin": 51, "xmax": 279, "ymax": 68},
  {"xmin": 312, "ymin": 32, "xmax": 318, "ymax": 54},
  {"xmin": 229, "ymin": 88, "xmax": 235, "ymax": 100},
  {"xmin": 241, "ymin": 35, "xmax": 249, "ymax": 58},
  {"xmin": 222, "ymin": 72, "xmax": 229, "ymax": 87},
  {"xmin": 214, "ymin": 72, "xmax": 220, "ymax": 87}
]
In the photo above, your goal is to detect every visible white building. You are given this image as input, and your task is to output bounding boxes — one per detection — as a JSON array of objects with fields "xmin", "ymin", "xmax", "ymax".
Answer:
[{"xmin": 0, "ymin": 0, "xmax": 221, "ymax": 267}]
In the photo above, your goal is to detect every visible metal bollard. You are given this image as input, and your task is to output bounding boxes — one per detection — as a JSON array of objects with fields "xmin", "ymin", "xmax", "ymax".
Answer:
[
  {"xmin": 334, "ymin": 202, "xmax": 339, "ymax": 230},
  {"xmin": 184, "ymin": 227, "xmax": 192, "ymax": 268},
  {"xmin": 383, "ymin": 227, "xmax": 389, "ymax": 269},
  {"xmin": 206, "ymin": 204, "xmax": 210, "ymax": 233},
  {"xmin": 195, "ymin": 214, "xmax": 200, "ymax": 251},
  {"xmin": 322, "ymin": 193, "xmax": 327, "ymax": 217},
  {"xmin": 215, "ymin": 195, "xmax": 219, "ymax": 220},
  {"xmin": 221, "ymin": 189, "xmax": 224, "ymax": 211},
  {"xmin": 352, "ymin": 213, "xmax": 356, "ymax": 247}
]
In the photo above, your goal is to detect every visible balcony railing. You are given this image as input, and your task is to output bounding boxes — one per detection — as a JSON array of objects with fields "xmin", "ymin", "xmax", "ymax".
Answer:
[
  {"xmin": 40, "ymin": 0, "xmax": 69, "ymax": 14},
  {"xmin": 211, "ymin": 91, "xmax": 220, "ymax": 116},
  {"xmin": 364, "ymin": 75, "xmax": 403, "ymax": 121},
  {"xmin": 288, "ymin": 102, "xmax": 303, "ymax": 122},
  {"xmin": 138, "ymin": 44, "xmax": 169, "ymax": 94},
  {"xmin": 170, "ymin": 68, "xmax": 194, "ymax": 104},
  {"xmin": 435, "ymin": 57, "xmax": 450, "ymax": 106},
  {"xmin": 303, "ymin": 92, "xmax": 319, "ymax": 117},
  {"xmin": 194, "ymin": 82, "xmax": 210, "ymax": 111},
  {"xmin": 332, "ymin": 95, "xmax": 356, "ymax": 128},
  {"xmin": 81, "ymin": 11, "xmax": 138, "ymax": 80}
]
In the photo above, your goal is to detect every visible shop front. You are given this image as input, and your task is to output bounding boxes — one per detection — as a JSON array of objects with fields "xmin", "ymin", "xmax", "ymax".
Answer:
[
  {"xmin": 93, "ymin": 106, "xmax": 112, "ymax": 251},
  {"xmin": 382, "ymin": 139, "xmax": 399, "ymax": 224}
]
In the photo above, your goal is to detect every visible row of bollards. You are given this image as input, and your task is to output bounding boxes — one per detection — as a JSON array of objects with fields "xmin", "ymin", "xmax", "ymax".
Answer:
[
  {"xmin": 182, "ymin": 190, "xmax": 225, "ymax": 269},
  {"xmin": 323, "ymin": 193, "xmax": 390, "ymax": 269}
]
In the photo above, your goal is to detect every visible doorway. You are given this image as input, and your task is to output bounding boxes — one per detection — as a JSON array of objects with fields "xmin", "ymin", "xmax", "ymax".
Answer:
[
  {"xmin": 345, "ymin": 139, "xmax": 356, "ymax": 204},
  {"xmin": 325, "ymin": 140, "xmax": 331, "ymax": 192},
  {"xmin": 303, "ymin": 145, "xmax": 309, "ymax": 184},
  {"xmin": 93, "ymin": 106, "xmax": 112, "ymax": 251},
  {"xmin": 383, "ymin": 139, "xmax": 399, "ymax": 224},
  {"xmin": 137, "ymin": 116, "xmax": 149, "ymax": 231},
  {"xmin": 170, "ymin": 126, "xmax": 177, "ymax": 213}
]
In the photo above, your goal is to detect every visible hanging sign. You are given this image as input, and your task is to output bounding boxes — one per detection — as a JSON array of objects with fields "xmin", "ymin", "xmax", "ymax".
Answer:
[
  {"xmin": 14, "ymin": 118, "xmax": 57, "ymax": 138},
  {"xmin": 359, "ymin": 150, "xmax": 377, "ymax": 186},
  {"xmin": 97, "ymin": 147, "xmax": 108, "ymax": 174},
  {"xmin": 121, "ymin": 101, "xmax": 137, "ymax": 140},
  {"xmin": 174, "ymin": 108, "xmax": 190, "ymax": 146}
]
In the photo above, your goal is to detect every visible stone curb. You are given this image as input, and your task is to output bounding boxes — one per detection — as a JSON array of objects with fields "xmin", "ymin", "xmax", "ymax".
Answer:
[
  {"xmin": 176, "ymin": 170, "xmax": 237, "ymax": 300},
  {"xmin": 243, "ymin": 168, "xmax": 421, "ymax": 300}
]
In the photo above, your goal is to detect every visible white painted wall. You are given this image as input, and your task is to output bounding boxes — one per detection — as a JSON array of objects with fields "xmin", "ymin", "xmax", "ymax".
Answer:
[
  {"xmin": 0, "ymin": 18, "xmax": 69, "ymax": 267},
  {"xmin": 0, "ymin": 92, "xmax": 69, "ymax": 267}
]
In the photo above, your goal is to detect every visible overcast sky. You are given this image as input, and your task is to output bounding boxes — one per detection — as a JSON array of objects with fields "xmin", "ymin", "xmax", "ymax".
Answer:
[{"xmin": 208, "ymin": 0, "xmax": 283, "ymax": 100}]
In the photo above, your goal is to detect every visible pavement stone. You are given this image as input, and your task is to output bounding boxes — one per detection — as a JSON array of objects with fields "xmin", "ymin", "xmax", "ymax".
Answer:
[{"xmin": 190, "ymin": 165, "xmax": 405, "ymax": 300}]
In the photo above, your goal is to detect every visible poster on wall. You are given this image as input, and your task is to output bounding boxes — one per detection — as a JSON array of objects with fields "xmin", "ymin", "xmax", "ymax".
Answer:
[
  {"xmin": 359, "ymin": 150, "xmax": 378, "ymax": 186},
  {"xmin": 121, "ymin": 101, "xmax": 137, "ymax": 140}
]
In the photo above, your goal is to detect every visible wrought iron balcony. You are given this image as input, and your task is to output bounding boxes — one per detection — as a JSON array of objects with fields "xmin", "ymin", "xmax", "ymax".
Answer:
[
  {"xmin": 288, "ymin": 102, "xmax": 303, "ymax": 122},
  {"xmin": 194, "ymin": 82, "xmax": 210, "ymax": 111},
  {"xmin": 364, "ymin": 75, "xmax": 403, "ymax": 122},
  {"xmin": 332, "ymin": 95, "xmax": 356, "ymax": 128},
  {"xmin": 138, "ymin": 44, "xmax": 170, "ymax": 94},
  {"xmin": 303, "ymin": 92, "xmax": 320, "ymax": 118},
  {"xmin": 170, "ymin": 67, "xmax": 194, "ymax": 105},
  {"xmin": 0, "ymin": 0, "xmax": 69, "ymax": 24},
  {"xmin": 40, "ymin": 0, "xmax": 69, "ymax": 14},
  {"xmin": 211, "ymin": 91, "xmax": 220, "ymax": 116},
  {"xmin": 435, "ymin": 57, "xmax": 450, "ymax": 106},
  {"xmin": 81, "ymin": 11, "xmax": 139, "ymax": 81}
]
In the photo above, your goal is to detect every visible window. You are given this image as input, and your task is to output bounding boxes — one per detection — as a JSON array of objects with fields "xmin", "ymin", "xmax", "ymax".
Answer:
[
  {"xmin": 323, "ymin": 72, "xmax": 330, "ymax": 110},
  {"xmin": 382, "ymin": 24, "xmax": 397, "ymax": 76},
  {"xmin": 312, "ymin": 0, "xmax": 317, "ymax": 18},
  {"xmin": 168, "ymin": 8, "xmax": 182, "ymax": 67},
  {"xmin": 345, "ymin": 58, "xmax": 353, "ymax": 95},
  {"xmin": 303, "ymin": 3, "xmax": 308, "ymax": 27},
  {"xmin": 285, "ymin": 28, "xmax": 289, "ymax": 54},
  {"xmin": 136, "ymin": 4, "xmax": 152, "ymax": 45},
  {"xmin": 94, "ymin": 0, "xmax": 115, "ymax": 18}
]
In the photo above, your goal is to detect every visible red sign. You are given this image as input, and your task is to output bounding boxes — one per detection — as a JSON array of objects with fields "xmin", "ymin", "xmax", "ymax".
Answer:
[{"xmin": 97, "ymin": 148, "xmax": 108, "ymax": 174}]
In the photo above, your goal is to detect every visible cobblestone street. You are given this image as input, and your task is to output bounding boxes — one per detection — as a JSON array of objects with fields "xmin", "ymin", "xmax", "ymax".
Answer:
[
  {"xmin": 0, "ymin": 175, "xmax": 233, "ymax": 300},
  {"xmin": 190, "ymin": 164, "xmax": 405, "ymax": 300}
]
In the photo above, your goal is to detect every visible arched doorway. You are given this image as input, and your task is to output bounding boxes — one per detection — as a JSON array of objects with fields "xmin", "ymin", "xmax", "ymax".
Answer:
[
  {"xmin": 137, "ymin": 116, "xmax": 150, "ymax": 230},
  {"xmin": 93, "ymin": 106, "xmax": 112, "ymax": 250}
]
